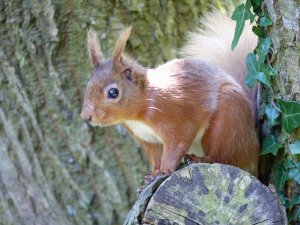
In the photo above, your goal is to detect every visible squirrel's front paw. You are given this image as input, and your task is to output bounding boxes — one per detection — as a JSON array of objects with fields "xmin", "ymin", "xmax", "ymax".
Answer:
[{"xmin": 184, "ymin": 154, "xmax": 212, "ymax": 164}]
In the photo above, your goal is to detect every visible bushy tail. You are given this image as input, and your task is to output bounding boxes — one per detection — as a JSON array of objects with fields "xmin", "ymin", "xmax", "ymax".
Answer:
[{"xmin": 180, "ymin": 10, "xmax": 257, "ymax": 113}]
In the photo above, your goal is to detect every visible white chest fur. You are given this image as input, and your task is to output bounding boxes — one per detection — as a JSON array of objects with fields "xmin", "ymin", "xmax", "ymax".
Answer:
[
  {"xmin": 124, "ymin": 120, "xmax": 163, "ymax": 144},
  {"xmin": 124, "ymin": 120, "xmax": 205, "ymax": 157}
]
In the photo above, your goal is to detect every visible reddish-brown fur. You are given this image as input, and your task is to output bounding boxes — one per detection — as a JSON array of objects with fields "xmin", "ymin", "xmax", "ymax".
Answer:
[{"xmin": 81, "ymin": 17, "xmax": 259, "ymax": 176}]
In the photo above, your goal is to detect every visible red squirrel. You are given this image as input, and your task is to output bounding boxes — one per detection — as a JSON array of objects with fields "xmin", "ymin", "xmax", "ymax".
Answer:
[{"xmin": 81, "ymin": 11, "xmax": 259, "ymax": 177}]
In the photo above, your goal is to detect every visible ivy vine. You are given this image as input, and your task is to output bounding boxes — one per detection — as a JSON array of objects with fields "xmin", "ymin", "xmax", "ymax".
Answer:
[{"xmin": 232, "ymin": 0, "xmax": 300, "ymax": 222}]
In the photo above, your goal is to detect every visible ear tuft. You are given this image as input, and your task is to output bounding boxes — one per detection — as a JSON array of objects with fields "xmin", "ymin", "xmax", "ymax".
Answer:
[
  {"xmin": 113, "ymin": 26, "xmax": 132, "ymax": 64},
  {"xmin": 87, "ymin": 29, "xmax": 103, "ymax": 68}
]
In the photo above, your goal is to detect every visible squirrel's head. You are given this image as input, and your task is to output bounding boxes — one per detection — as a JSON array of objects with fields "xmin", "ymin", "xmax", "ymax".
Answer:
[{"xmin": 81, "ymin": 27, "xmax": 146, "ymax": 126}]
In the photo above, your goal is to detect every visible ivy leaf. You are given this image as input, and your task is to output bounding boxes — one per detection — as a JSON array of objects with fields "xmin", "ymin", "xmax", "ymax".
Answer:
[
  {"xmin": 258, "ymin": 37, "xmax": 272, "ymax": 54},
  {"xmin": 259, "ymin": 13, "xmax": 273, "ymax": 26},
  {"xmin": 261, "ymin": 135, "xmax": 282, "ymax": 155},
  {"xmin": 278, "ymin": 99, "xmax": 300, "ymax": 134},
  {"xmin": 278, "ymin": 194, "xmax": 287, "ymax": 206},
  {"xmin": 284, "ymin": 158, "xmax": 298, "ymax": 169},
  {"xmin": 288, "ymin": 168, "xmax": 300, "ymax": 185},
  {"xmin": 250, "ymin": 0, "xmax": 264, "ymax": 7},
  {"xmin": 274, "ymin": 165, "xmax": 289, "ymax": 191},
  {"xmin": 256, "ymin": 72, "xmax": 272, "ymax": 88},
  {"xmin": 256, "ymin": 37, "xmax": 272, "ymax": 61},
  {"xmin": 285, "ymin": 195, "xmax": 300, "ymax": 209},
  {"xmin": 291, "ymin": 195, "xmax": 300, "ymax": 206},
  {"xmin": 231, "ymin": 0, "xmax": 254, "ymax": 50},
  {"xmin": 252, "ymin": 26, "xmax": 264, "ymax": 37},
  {"xmin": 244, "ymin": 75, "xmax": 256, "ymax": 88},
  {"xmin": 250, "ymin": 0, "xmax": 263, "ymax": 13},
  {"xmin": 289, "ymin": 141, "xmax": 300, "ymax": 155},
  {"xmin": 245, "ymin": 53, "xmax": 259, "ymax": 88},
  {"xmin": 245, "ymin": 53, "xmax": 272, "ymax": 88},
  {"xmin": 265, "ymin": 104, "xmax": 280, "ymax": 127},
  {"xmin": 263, "ymin": 64, "xmax": 279, "ymax": 76},
  {"xmin": 293, "ymin": 208, "xmax": 300, "ymax": 221}
]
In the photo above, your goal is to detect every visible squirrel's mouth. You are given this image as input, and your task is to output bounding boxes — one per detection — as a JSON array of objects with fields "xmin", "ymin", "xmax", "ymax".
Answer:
[{"xmin": 89, "ymin": 122, "xmax": 110, "ymax": 127}]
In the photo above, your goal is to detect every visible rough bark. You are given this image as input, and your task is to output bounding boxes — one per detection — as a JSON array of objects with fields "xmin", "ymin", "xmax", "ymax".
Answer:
[
  {"xmin": 265, "ymin": 0, "xmax": 300, "ymax": 101},
  {"xmin": 264, "ymin": 0, "xmax": 300, "ymax": 223},
  {"xmin": 0, "ymin": 1, "xmax": 230, "ymax": 224},
  {"xmin": 125, "ymin": 164, "xmax": 287, "ymax": 225}
]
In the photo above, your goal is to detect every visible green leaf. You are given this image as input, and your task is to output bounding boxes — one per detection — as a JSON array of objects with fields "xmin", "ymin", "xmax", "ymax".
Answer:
[
  {"xmin": 252, "ymin": 26, "xmax": 264, "ymax": 37},
  {"xmin": 256, "ymin": 72, "xmax": 271, "ymax": 88},
  {"xmin": 245, "ymin": 53, "xmax": 272, "ymax": 88},
  {"xmin": 259, "ymin": 13, "xmax": 272, "ymax": 26},
  {"xmin": 288, "ymin": 168, "xmax": 300, "ymax": 185},
  {"xmin": 291, "ymin": 195, "xmax": 300, "ymax": 206},
  {"xmin": 284, "ymin": 158, "xmax": 297, "ymax": 169},
  {"xmin": 274, "ymin": 165, "xmax": 289, "ymax": 191},
  {"xmin": 256, "ymin": 37, "xmax": 272, "ymax": 61},
  {"xmin": 245, "ymin": 53, "xmax": 259, "ymax": 88},
  {"xmin": 258, "ymin": 37, "xmax": 272, "ymax": 53},
  {"xmin": 262, "ymin": 64, "xmax": 278, "ymax": 76},
  {"xmin": 278, "ymin": 99, "xmax": 300, "ymax": 134},
  {"xmin": 231, "ymin": 0, "xmax": 254, "ymax": 50},
  {"xmin": 293, "ymin": 207, "xmax": 300, "ymax": 220},
  {"xmin": 261, "ymin": 135, "xmax": 282, "ymax": 155},
  {"xmin": 250, "ymin": 0, "xmax": 263, "ymax": 7},
  {"xmin": 244, "ymin": 74, "xmax": 256, "ymax": 88},
  {"xmin": 289, "ymin": 141, "xmax": 300, "ymax": 155},
  {"xmin": 278, "ymin": 194, "xmax": 286, "ymax": 206},
  {"xmin": 250, "ymin": 0, "xmax": 263, "ymax": 13},
  {"xmin": 244, "ymin": 75, "xmax": 256, "ymax": 88},
  {"xmin": 265, "ymin": 104, "xmax": 280, "ymax": 126},
  {"xmin": 285, "ymin": 195, "xmax": 300, "ymax": 209}
]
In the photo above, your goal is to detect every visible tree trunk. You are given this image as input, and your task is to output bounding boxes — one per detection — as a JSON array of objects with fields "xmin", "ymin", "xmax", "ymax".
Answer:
[
  {"xmin": 264, "ymin": 0, "xmax": 300, "ymax": 223},
  {"xmin": 0, "ymin": 1, "xmax": 229, "ymax": 224}
]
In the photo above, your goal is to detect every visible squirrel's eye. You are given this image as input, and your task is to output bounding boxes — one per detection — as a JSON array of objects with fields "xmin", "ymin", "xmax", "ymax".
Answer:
[{"xmin": 107, "ymin": 88, "xmax": 119, "ymax": 99}]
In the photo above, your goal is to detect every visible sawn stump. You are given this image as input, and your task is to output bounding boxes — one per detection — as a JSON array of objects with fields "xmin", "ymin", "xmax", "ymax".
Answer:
[{"xmin": 124, "ymin": 163, "xmax": 287, "ymax": 225}]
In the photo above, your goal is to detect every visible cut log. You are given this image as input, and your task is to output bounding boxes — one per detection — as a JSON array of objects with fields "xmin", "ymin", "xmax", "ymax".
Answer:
[{"xmin": 124, "ymin": 163, "xmax": 287, "ymax": 225}]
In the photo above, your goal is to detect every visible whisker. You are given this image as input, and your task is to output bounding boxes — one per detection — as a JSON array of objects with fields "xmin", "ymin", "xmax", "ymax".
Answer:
[
  {"xmin": 87, "ymin": 122, "xmax": 92, "ymax": 129},
  {"xmin": 104, "ymin": 126, "xmax": 108, "ymax": 134},
  {"xmin": 148, "ymin": 106, "xmax": 164, "ymax": 113}
]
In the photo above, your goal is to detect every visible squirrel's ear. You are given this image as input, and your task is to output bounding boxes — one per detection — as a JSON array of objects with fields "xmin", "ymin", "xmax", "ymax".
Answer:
[
  {"xmin": 122, "ymin": 67, "xmax": 145, "ymax": 89},
  {"xmin": 113, "ymin": 27, "xmax": 132, "ymax": 64},
  {"xmin": 87, "ymin": 29, "xmax": 103, "ymax": 68}
]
